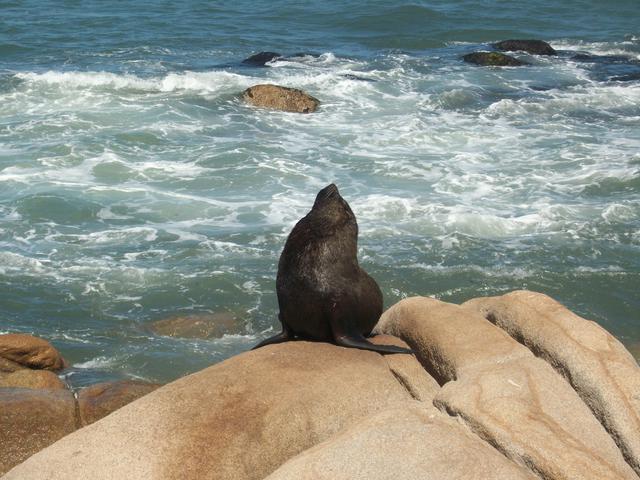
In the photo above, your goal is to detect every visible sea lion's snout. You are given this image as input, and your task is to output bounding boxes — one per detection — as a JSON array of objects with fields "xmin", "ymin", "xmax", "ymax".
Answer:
[{"xmin": 314, "ymin": 183, "xmax": 340, "ymax": 205}]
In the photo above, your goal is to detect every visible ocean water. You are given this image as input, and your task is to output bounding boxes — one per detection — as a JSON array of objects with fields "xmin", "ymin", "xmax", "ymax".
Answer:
[{"xmin": 1, "ymin": 0, "xmax": 639, "ymax": 386}]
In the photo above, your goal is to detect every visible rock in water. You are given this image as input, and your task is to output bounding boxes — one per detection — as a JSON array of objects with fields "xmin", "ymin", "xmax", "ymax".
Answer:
[
  {"xmin": 0, "ymin": 369, "xmax": 66, "ymax": 390},
  {"xmin": 241, "ymin": 51, "xmax": 282, "ymax": 66},
  {"xmin": 493, "ymin": 39, "xmax": 557, "ymax": 55},
  {"xmin": 147, "ymin": 312, "xmax": 242, "ymax": 339},
  {"xmin": 242, "ymin": 84, "xmax": 320, "ymax": 113},
  {"xmin": 0, "ymin": 333, "xmax": 67, "ymax": 371},
  {"xmin": 463, "ymin": 52, "xmax": 527, "ymax": 66}
]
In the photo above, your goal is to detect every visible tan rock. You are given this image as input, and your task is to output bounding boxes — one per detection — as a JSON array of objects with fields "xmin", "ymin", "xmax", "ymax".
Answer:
[
  {"xmin": 463, "ymin": 290, "xmax": 640, "ymax": 475},
  {"xmin": 147, "ymin": 312, "xmax": 242, "ymax": 339},
  {"xmin": 0, "ymin": 357, "xmax": 26, "ymax": 373},
  {"xmin": 0, "ymin": 369, "xmax": 66, "ymax": 390},
  {"xmin": 2, "ymin": 341, "xmax": 426, "ymax": 480},
  {"xmin": 0, "ymin": 333, "xmax": 66, "ymax": 371},
  {"xmin": 376, "ymin": 296, "xmax": 637, "ymax": 480},
  {"xmin": 370, "ymin": 334, "xmax": 440, "ymax": 402},
  {"xmin": 243, "ymin": 84, "xmax": 320, "ymax": 113},
  {"xmin": 78, "ymin": 380, "xmax": 161, "ymax": 426},
  {"xmin": 0, "ymin": 388, "xmax": 77, "ymax": 476},
  {"xmin": 267, "ymin": 402, "xmax": 536, "ymax": 480}
]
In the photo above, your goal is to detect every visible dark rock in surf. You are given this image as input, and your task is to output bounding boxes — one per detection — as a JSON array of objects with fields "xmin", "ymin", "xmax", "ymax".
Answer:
[
  {"xmin": 493, "ymin": 39, "xmax": 557, "ymax": 56},
  {"xmin": 242, "ymin": 51, "xmax": 282, "ymax": 66},
  {"xmin": 463, "ymin": 52, "xmax": 527, "ymax": 67},
  {"xmin": 243, "ymin": 84, "xmax": 320, "ymax": 113}
]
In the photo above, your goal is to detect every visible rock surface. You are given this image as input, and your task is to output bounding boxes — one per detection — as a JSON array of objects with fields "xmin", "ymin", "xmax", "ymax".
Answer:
[
  {"xmin": 266, "ymin": 403, "xmax": 535, "ymax": 480},
  {"xmin": 2, "ymin": 339, "xmax": 422, "ymax": 480},
  {"xmin": 0, "ymin": 369, "xmax": 66, "ymax": 390},
  {"xmin": 147, "ymin": 312, "xmax": 242, "ymax": 339},
  {"xmin": 376, "ymin": 296, "xmax": 639, "ymax": 480},
  {"xmin": 3, "ymin": 291, "xmax": 640, "ymax": 480},
  {"xmin": 243, "ymin": 84, "xmax": 320, "ymax": 113},
  {"xmin": 0, "ymin": 333, "xmax": 66, "ymax": 370},
  {"xmin": 463, "ymin": 51, "xmax": 526, "ymax": 66},
  {"xmin": 493, "ymin": 39, "xmax": 557, "ymax": 55},
  {"xmin": 464, "ymin": 290, "xmax": 640, "ymax": 475},
  {"xmin": 78, "ymin": 380, "xmax": 161, "ymax": 426},
  {"xmin": 0, "ymin": 388, "xmax": 77, "ymax": 476}
]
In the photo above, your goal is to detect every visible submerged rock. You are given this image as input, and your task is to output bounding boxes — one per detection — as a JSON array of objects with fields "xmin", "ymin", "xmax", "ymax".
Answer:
[
  {"xmin": 0, "ymin": 369, "xmax": 66, "ymax": 390},
  {"xmin": 78, "ymin": 380, "xmax": 161, "ymax": 426},
  {"xmin": 0, "ymin": 333, "xmax": 67, "ymax": 371},
  {"xmin": 493, "ymin": 39, "xmax": 557, "ymax": 55},
  {"xmin": 241, "ymin": 51, "xmax": 282, "ymax": 66},
  {"xmin": 4, "ymin": 291, "xmax": 640, "ymax": 480},
  {"xmin": 243, "ymin": 84, "xmax": 320, "ymax": 113},
  {"xmin": 147, "ymin": 312, "xmax": 242, "ymax": 339},
  {"xmin": 0, "ymin": 388, "xmax": 77, "ymax": 476},
  {"xmin": 463, "ymin": 51, "xmax": 526, "ymax": 67}
]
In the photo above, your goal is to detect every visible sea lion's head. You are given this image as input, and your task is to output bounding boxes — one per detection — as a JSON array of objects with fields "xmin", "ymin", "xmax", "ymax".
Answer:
[{"xmin": 309, "ymin": 184, "xmax": 357, "ymax": 236}]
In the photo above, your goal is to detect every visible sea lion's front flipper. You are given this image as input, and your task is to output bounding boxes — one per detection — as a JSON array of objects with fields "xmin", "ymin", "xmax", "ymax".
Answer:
[
  {"xmin": 251, "ymin": 319, "xmax": 293, "ymax": 350},
  {"xmin": 333, "ymin": 333, "xmax": 413, "ymax": 355}
]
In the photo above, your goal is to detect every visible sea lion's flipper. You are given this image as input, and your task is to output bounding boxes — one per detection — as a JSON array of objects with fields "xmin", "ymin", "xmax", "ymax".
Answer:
[
  {"xmin": 334, "ymin": 333, "xmax": 413, "ymax": 355},
  {"xmin": 251, "ymin": 329, "xmax": 293, "ymax": 350},
  {"xmin": 251, "ymin": 319, "xmax": 293, "ymax": 350}
]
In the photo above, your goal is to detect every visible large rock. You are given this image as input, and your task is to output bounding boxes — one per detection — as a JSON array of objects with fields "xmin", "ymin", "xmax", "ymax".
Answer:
[
  {"xmin": 0, "ymin": 369, "xmax": 66, "ymax": 390},
  {"xmin": 493, "ymin": 39, "xmax": 557, "ymax": 55},
  {"xmin": 2, "ymin": 340, "xmax": 424, "ymax": 480},
  {"xmin": 463, "ymin": 52, "xmax": 527, "ymax": 67},
  {"xmin": 463, "ymin": 290, "xmax": 640, "ymax": 475},
  {"xmin": 147, "ymin": 312, "xmax": 242, "ymax": 339},
  {"xmin": 0, "ymin": 334, "xmax": 66, "ymax": 371},
  {"xmin": 4, "ymin": 291, "xmax": 640, "ymax": 480},
  {"xmin": 78, "ymin": 380, "xmax": 161, "ymax": 426},
  {"xmin": 267, "ymin": 403, "xmax": 535, "ymax": 480},
  {"xmin": 0, "ymin": 357, "xmax": 26, "ymax": 373},
  {"xmin": 0, "ymin": 388, "xmax": 77, "ymax": 476},
  {"xmin": 243, "ymin": 84, "xmax": 320, "ymax": 113},
  {"xmin": 376, "ymin": 296, "xmax": 638, "ymax": 480}
]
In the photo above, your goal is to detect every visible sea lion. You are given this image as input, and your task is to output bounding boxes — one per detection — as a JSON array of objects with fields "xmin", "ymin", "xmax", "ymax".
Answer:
[{"xmin": 253, "ymin": 184, "xmax": 411, "ymax": 354}]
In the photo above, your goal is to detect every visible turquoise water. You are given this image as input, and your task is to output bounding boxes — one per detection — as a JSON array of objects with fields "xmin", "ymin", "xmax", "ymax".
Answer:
[{"xmin": 1, "ymin": 1, "xmax": 639, "ymax": 386}]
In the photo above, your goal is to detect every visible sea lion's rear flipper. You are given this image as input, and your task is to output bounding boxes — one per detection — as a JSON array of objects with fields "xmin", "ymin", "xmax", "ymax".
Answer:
[{"xmin": 334, "ymin": 333, "xmax": 413, "ymax": 355}]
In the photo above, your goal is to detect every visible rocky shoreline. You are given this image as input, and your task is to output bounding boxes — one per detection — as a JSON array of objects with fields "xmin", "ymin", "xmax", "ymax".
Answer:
[{"xmin": 2, "ymin": 290, "xmax": 639, "ymax": 479}]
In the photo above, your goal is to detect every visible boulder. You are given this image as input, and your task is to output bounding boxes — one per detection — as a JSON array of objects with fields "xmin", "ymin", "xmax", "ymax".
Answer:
[
  {"xmin": 4, "ymin": 291, "xmax": 640, "ymax": 480},
  {"xmin": 0, "ymin": 333, "xmax": 66, "ymax": 371},
  {"xmin": 463, "ymin": 52, "xmax": 527, "ymax": 67},
  {"xmin": 243, "ymin": 84, "xmax": 320, "ymax": 113},
  {"xmin": 0, "ymin": 357, "xmax": 26, "ymax": 373},
  {"xmin": 147, "ymin": 312, "xmax": 242, "ymax": 339},
  {"xmin": 0, "ymin": 388, "xmax": 77, "ymax": 476},
  {"xmin": 493, "ymin": 39, "xmax": 557, "ymax": 55},
  {"xmin": 0, "ymin": 369, "xmax": 66, "ymax": 390},
  {"xmin": 463, "ymin": 291, "xmax": 640, "ymax": 475},
  {"xmin": 375, "ymin": 296, "xmax": 638, "ymax": 480},
  {"xmin": 241, "ymin": 51, "xmax": 282, "ymax": 66},
  {"xmin": 77, "ymin": 380, "xmax": 161, "ymax": 426},
  {"xmin": 2, "ymin": 340, "xmax": 424, "ymax": 480},
  {"xmin": 267, "ymin": 403, "xmax": 535, "ymax": 480}
]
